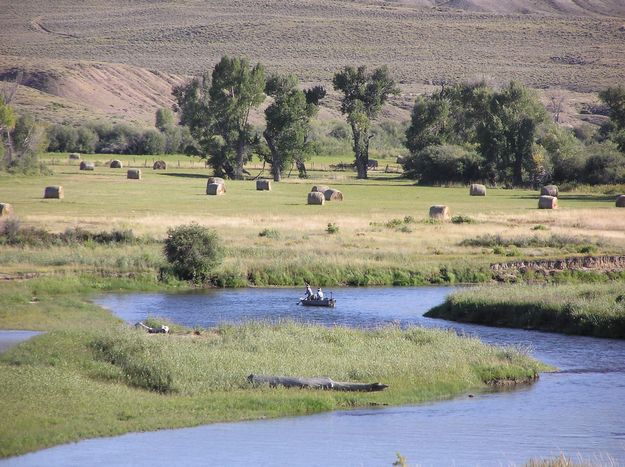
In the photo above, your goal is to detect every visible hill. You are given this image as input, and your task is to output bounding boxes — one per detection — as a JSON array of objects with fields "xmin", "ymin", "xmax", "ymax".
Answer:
[{"xmin": 0, "ymin": 0, "xmax": 622, "ymax": 126}]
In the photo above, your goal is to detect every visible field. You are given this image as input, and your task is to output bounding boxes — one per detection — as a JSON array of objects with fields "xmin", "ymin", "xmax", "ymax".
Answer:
[{"xmin": 1, "ymin": 160, "xmax": 624, "ymax": 285}]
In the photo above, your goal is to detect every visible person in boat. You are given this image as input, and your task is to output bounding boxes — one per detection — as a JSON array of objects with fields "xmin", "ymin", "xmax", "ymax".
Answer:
[
  {"xmin": 305, "ymin": 283, "xmax": 313, "ymax": 299},
  {"xmin": 317, "ymin": 288, "xmax": 324, "ymax": 300}
]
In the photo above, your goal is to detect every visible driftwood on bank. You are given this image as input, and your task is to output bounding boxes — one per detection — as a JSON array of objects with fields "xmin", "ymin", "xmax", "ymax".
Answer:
[{"xmin": 247, "ymin": 374, "xmax": 388, "ymax": 392}]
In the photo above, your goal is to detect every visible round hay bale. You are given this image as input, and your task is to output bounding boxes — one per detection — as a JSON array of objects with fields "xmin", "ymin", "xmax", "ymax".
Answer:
[
  {"xmin": 256, "ymin": 179, "xmax": 271, "ymax": 191},
  {"xmin": 429, "ymin": 205, "xmax": 450, "ymax": 220},
  {"xmin": 68, "ymin": 153, "xmax": 81, "ymax": 160},
  {"xmin": 311, "ymin": 185, "xmax": 330, "ymax": 193},
  {"xmin": 110, "ymin": 160, "xmax": 123, "ymax": 169},
  {"xmin": 616, "ymin": 195, "xmax": 625, "ymax": 208},
  {"xmin": 324, "ymin": 189, "xmax": 343, "ymax": 201},
  {"xmin": 80, "ymin": 161, "xmax": 95, "ymax": 171},
  {"xmin": 44, "ymin": 186, "xmax": 64, "ymax": 199},
  {"xmin": 208, "ymin": 177, "xmax": 225, "ymax": 185},
  {"xmin": 469, "ymin": 184, "xmax": 486, "ymax": 196},
  {"xmin": 127, "ymin": 169, "xmax": 141, "ymax": 180},
  {"xmin": 540, "ymin": 185, "xmax": 558, "ymax": 197},
  {"xmin": 0, "ymin": 203, "xmax": 13, "ymax": 217},
  {"xmin": 79, "ymin": 161, "xmax": 87, "ymax": 170},
  {"xmin": 153, "ymin": 160, "xmax": 167, "ymax": 170},
  {"xmin": 307, "ymin": 192, "xmax": 325, "ymax": 205},
  {"xmin": 538, "ymin": 195, "xmax": 558, "ymax": 209},
  {"xmin": 207, "ymin": 183, "xmax": 225, "ymax": 196},
  {"xmin": 206, "ymin": 179, "xmax": 226, "ymax": 194},
  {"xmin": 396, "ymin": 155, "xmax": 407, "ymax": 164}
]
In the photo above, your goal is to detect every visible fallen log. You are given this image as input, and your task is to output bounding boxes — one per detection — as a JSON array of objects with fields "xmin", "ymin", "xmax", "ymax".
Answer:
[{"xmin": 247, "ymin": 374, "xmax": 388, "ymax": 392}]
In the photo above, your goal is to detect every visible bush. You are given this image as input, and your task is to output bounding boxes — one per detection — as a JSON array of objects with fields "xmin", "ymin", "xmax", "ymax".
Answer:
[
  {"xmin": 583, "ymin": 148, "xmax": 625, "ymax": 185},
  {"xmin": 164, "ymin": 224, "xmax": 223, "ymax": 283},
  {"xmin": 402, "ymin": 144, "xmax": 481, "ymax": 185},
  {"xmin": 326, "ymin": 223, "xmax": 339, "ymax": 234}
]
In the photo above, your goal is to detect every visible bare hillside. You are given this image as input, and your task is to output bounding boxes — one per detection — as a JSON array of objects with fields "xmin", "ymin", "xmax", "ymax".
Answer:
[{"xmin": 0, "ymin": 58, "xmax": 185, "ymax": 126}]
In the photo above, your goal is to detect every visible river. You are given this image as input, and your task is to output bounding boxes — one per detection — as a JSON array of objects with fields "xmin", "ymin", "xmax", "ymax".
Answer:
[{"xmin": 4, "ymin": 286, "xmax": 625, "ymax": 466}]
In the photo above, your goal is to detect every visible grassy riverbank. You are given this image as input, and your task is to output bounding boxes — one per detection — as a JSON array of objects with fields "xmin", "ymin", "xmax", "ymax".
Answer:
[
  {"xmin": 0, "ymin": 277, "xmax": 549, "ymax": 458},
  {"xmin": 426, "ymin": 283, "xmax": 625, "ymax": 338}
]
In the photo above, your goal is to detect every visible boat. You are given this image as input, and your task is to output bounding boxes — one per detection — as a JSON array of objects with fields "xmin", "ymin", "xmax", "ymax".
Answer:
[{"xmin": 299, "ymin": 295, "xmax": 336, "ymax": 308}]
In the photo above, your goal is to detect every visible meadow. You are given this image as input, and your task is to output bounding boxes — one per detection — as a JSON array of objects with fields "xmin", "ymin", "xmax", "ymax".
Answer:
[
  {"xmin": 1, "ymin": 158, "xmax": 624, "ymax": 286},
  {"xmin": 0, "ymin": 277, "xmax": 548, "ymax": 458}
]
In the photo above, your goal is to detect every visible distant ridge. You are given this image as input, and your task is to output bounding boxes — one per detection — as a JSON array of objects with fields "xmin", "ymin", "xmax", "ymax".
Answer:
[{"xmin": 390, "ymin": 0, "xmax": 625, "ymax": 16}]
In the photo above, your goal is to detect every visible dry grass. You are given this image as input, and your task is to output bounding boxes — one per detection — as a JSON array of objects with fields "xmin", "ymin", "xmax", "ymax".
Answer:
[{"xmin": 0, "ymin": 0, "xmax": 623, "ymax": 126}]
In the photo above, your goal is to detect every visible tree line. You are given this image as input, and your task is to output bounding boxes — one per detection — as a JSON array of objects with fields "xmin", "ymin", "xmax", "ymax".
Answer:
[{"xmin": 3, "ymin": 54, "xmax": 625, "ymax": 185}]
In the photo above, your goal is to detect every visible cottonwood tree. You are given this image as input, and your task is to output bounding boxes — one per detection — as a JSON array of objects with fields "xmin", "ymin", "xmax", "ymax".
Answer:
[
  {"xmin": 599, "ymin": 85, "xmax": 625, "ymax": 153},
  {"xmin": 0, "ymin": 95, "xmax": 16, "ymax": 164},
  {"xmin": 263, "ymin": 74, "xmax": 325, "ymax": 181},
  {"xmin": 173, "ymin": 56, "xmax": 265, "ymax": 179},
  {"xmin": 333, "ymin": 66, "xmax": 399, "ymax": 178}
]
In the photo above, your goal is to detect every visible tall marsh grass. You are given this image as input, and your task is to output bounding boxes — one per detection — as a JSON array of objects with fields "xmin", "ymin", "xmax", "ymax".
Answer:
[{"xmin": 427, "ymin": 283, "xmax": 625, "ymax": 338}]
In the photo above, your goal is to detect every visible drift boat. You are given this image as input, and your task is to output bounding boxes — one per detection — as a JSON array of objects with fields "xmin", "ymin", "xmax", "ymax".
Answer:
[{"xmin": 299, "ymin": 296, "xmax": 336, "ymax": 308}]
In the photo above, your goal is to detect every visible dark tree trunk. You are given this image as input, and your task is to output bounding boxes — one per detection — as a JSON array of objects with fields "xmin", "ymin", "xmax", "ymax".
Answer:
[{"xmin": 351, "ymin": 122, "xmax": 368, "ymax": 179}]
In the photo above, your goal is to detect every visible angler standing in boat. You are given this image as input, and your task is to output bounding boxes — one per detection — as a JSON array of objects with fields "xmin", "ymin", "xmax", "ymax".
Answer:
[
  {"xmin": 317, "ymin": 288, "xmax": 324, "ymax": 300},
  {"xmin": 305, "ymin": 283, "xmax": 313, "ymax": 299}
]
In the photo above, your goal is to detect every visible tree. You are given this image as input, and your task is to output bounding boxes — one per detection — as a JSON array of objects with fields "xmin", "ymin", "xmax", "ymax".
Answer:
[
  {"xmin": 155, "ymin": 107, "xmax": 175, "ymax": 131},
  {"xmin": 599, "ymin": 85, "xmax": 625, "ymax": 153},
  {"xmin": 164, "ymin": 223, "xmax": 223, "ymax": 283},
  {"xmin": 263, "ymin": 74, "xmax": 325, "ymax": 181},
  {"xmin": 173, "ymin": 56, "xmax": 265, "ymax": 179},
  {"xmin": 0, "ymin": 95, "xmax": 16, "ymax": 164},
  {"xmin": 405, "ymin": 94, "xmax": 453, "ymax": 154},
  {"xmin": 333, "ymin": 66, "xmax": 399, "ymax": 178}
]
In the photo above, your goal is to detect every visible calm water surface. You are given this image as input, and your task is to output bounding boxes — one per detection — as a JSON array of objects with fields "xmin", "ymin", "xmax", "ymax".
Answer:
[{"xmin": 4, "ymin": 286, "xmax": 625, "ymax": 466}]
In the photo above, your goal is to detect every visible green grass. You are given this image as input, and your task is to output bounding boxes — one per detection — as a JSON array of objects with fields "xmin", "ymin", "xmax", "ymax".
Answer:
[
  {"xmin": 426, "ymin": 283, "xmax": 625, "ymax": 338},
  {"xmin": 0, "ymin": 277, "xmax": 549, "ymax": 458}
]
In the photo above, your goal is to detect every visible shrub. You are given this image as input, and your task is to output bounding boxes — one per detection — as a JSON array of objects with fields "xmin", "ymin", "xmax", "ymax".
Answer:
[
  {"xmin": 326, "ymin": 223, "xmax": 339, "ymax": 234},
  {"xmin": 402, "ymin": 144, "xmax": 481, "ymax": 185},
  {"xmin": 164, "ymin": 224, "xmax": 223, "ymax": 283},
  {"xmin": 258, "ymin": 228, "xmax": 280, "ymax": 239},
  {"xmin": 451, "ymin": 215, "xmax": 475, "ymax": 224}
]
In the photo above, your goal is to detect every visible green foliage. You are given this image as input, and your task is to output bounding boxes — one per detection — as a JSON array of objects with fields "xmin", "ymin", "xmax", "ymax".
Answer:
[
  {"xmin": 460, "ymin": 233, "xmax": 601, "ymax": 250},
  {"xmin": 326, "ymin": 222, "xmax": 339, "ymax": 234},
  {"xmin": 402, "ymin": 144, "xmax": 481, "ymax": 184},
  {"xmin": 451, "ymin": 215, "xmax": 475, "ymax": 224},
  {"xmin": 263, "ymin": 74, "xmax": 324, "ymax": 181},
  {"xmin": 173, "ymin": 55, "xmax": 265, "ymax": 179},
  {"xmin": 0, "ymin": 220, "xmax": 137, "ymax": 247},
  {"xmin": 404, "ymin": 81, "xmax": 547, "ymax": 187},
  {"xmin": 163, "ymin": 223, "xmax": 223, "ymax": 283},
  {"xmin": 258, "ymin": 228, "xmax": 280, "ymax": 239},
  {"xmin": 155, "ymin": 107, "xmax": 175, "ymax": 131},
  {"xmin": 91, "ymin": 329, "xmax": 175, "ymax": 393},
  {"xmin": 333, "ymin": 65, "xmax": 399, "ymax": 178},
  {"xmin": 428, "ymin": 283, "xmax": 625, "ymax": 338}
]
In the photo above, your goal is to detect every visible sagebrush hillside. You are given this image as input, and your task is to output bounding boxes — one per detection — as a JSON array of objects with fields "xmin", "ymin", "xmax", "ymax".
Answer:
[{"xmin": 0, "ymin": 0, "xmax": 623, "ymax": 126}]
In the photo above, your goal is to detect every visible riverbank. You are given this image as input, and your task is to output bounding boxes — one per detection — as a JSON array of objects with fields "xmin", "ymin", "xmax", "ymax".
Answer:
[
  {"xmin": 426, "ymin": 283, "xmax": 625, "ymax": 339},
  {"xmin": 0, "ymin": 277, "xmax": 549, "ymax": 458}
]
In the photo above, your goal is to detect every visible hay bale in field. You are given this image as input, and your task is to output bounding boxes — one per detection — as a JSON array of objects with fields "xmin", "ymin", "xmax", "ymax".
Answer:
[
  {"xmin": 396, "ymin": 155, "xmax": 407, "ymax": 164},
  {"xmin": 206, "ymin": 179, "xmax": 226, "ymax": 194},
  {"xmin": 311, "ymin": 185, "xmax": 330, "ymax": 193},
  {"xmin": 80, "ymin": 161, "xmax": 95, "ymax": 171},
  {"xmin": 324, "ymin": 189, "xmax": 343, "ymax": 201},
  {"xmin": 0, "ymin": 203, "xmax": 13, "ymax": 217},
  {"xmin": 307, "ymin": 192, "xmax": 325, "ymax": 205},
  {"xmin": 127, "ymin": 169, "xmax": 141, "ymax": 180},
  {"xmin": 538, "ymin": 195, "xmax": 558, "ymax": 209},
  {"xmin": 470, "ymin": 184, "xmax": 486, "ymax": 196},
  {"xmin": 207, "ymin": 183, "xmax": 225, "ymax": 196},
  {"xmin": 429, "ymin": 205, "xmax": 450, "ymax": 220},
  {"xmin": 44, "ymin": 186, "xmax": 63, "ymax": 199},
  {"xmin": 616, "ymin": 195, "xmax": 625, "ymax": 207},
  {"xmin": 208, "ymin": 177, "xmax": 225, "ymax": 185},
  {"xmin": 256, "ymin": 179, "xmax": 271, "ymax": 191},
  {"xmin": 68, "ymin": 153, "xmax": 81, "ymax": 160},
  {"xmin": 541, "ymin": 185, "xmax": 558, "ymax": 197},
  {"xmin": 110, "ymin": 160, "xmax": 123, "ymax": 169},
  {"xmin": 153, "ymin": 160, "xmax": 167, "ymax": 170}
]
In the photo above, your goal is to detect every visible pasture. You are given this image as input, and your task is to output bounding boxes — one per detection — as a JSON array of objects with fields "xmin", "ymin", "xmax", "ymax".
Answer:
[{"xmin": 1, "ymin": 159, "xmax": 623, "ymax": 284}]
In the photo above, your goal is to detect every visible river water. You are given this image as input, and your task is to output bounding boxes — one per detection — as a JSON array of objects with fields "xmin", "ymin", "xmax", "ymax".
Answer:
[{"xmin": 4, "ymin": 286, "xmax": 625, "ymax": 466}]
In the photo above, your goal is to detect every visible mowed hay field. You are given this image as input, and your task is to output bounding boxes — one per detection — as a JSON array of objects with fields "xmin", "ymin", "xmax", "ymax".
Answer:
[
  {"xmin": 1, "ymin": 0, "xmax": 624, "ymax": 93},
  {"xmin": 2, "ymin": 165, "xmax": 624, "ymax": 281}
]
